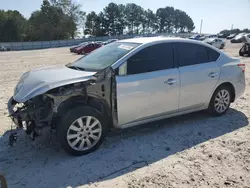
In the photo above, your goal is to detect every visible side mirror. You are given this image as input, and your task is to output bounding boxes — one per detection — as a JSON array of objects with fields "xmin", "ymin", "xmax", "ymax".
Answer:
[{"xmin": 118, "ymin": 61, "xmax": 127, "ymax": 76}]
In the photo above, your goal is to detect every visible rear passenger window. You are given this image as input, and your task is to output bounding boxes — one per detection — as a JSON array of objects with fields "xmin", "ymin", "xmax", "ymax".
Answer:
[
  {"xmin": 206, "ymin": 47, "xmax": 220, "ymax": 62},
  {"xmin": 176, "ymin": 43, "xmax": 209, "ymax": 67},
  {"xmin": 176, "ymin": 42, "xmax": 220, "ymax": 67},
  {"xmin": 127, "ymin": 43, "xmax": 174, "ymax": 75}
]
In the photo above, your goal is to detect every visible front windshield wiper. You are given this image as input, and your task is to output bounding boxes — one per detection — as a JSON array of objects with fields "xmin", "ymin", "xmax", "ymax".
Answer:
[{"xmin": 66, "ymin": 65, "xmax": 86, "ymax": 71}]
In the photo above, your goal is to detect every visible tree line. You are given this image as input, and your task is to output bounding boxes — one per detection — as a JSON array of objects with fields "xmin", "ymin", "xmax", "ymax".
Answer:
[
  {"xmin": 219, "ymin": 28, "xmax": 250, "ymax": 35},
  {"xmin": 0, "ymin": 0, "xmax": 195, "ymax": 42},
  {"xmin": 84, "ymin": 3, "xmax": 195, "ymax": 36},
  {"xmin": 0, "ymin": 0, "xmax": 84, "ymax": 42}
]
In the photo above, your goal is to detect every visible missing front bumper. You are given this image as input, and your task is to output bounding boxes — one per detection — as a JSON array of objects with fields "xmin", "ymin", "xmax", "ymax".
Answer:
[{"xmin": 7, "ymin": 97, "xmax": 23, "ymax": 128}]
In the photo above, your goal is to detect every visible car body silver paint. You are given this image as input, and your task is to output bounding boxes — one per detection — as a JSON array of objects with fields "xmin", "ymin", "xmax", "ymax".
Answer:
[
  {"xmin": 178, "ymin": 61, "xmax": 220, "ymax": 110},
  {"xmin": 111, "ymin": 37, "xmax": 245, "ymax": 129},
  {"xmin": 10, "ymin": 37, "xmax": 245, "ymax": 130},
  {"xmin": 116, "ymin": 68, "xmax": 180, "ymax": 125},
  {"xmin": 13, "ymin": 65, "xmax": 96, "ymax": 102}
]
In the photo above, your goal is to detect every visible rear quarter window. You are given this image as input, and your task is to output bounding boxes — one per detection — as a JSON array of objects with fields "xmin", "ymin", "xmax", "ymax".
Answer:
[{"xmin": 206, "ymin": 47, "xmax": 220, "ymax": 62}]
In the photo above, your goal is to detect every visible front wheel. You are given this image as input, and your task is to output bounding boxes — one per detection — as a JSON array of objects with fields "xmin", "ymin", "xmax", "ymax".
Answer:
[
  {"xmin": 57, "ymin": 106, "xmax": 107, "ymax": 156},
  {"xmin": 208, "ymin": 86, "xmax": 232, "ymax": 116}
]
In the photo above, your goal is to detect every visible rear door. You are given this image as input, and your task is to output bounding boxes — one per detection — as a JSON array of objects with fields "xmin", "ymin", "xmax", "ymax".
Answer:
[
  {"xmin": 115, "ymin": 43, "xmax": 180, "ymax": 126},
  {"xmin": 175, "ymin": 42, "xmax": 221, "ymax": 111}
]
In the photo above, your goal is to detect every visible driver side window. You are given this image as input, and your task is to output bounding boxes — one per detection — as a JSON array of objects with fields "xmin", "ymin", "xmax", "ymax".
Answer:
[{"xmin": 125, "ymin": 43, "xmax": 174, "ymax": 75}]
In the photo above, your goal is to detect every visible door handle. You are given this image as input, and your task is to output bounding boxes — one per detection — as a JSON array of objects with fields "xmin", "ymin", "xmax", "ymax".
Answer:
[
  {"xmin": 208, "ymin": 72, "xmax": 218, "ymax": 78},
  {"xmin": 165, "ymin": 79, "xmax": 177, "ymax": 85}
]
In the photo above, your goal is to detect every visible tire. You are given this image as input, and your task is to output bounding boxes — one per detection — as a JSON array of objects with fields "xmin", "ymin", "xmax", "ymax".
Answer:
[
  {"xmin": 239, "ymin": 50, "xmax": 244, "ymax": 56},
  {"xmin": 239, "ymin": 46, "xmax": 245, "ymax": 56},
  {"xmin": 207, "ymin": 86, "xmax": 232, "ymax": 116},
  {"xmin": 220, "ymin": 44, "xmax": 225, "ymax": 49},
  {"xmin": 57, "ymin": 105, "xmax": 107, "ymax": 156}
]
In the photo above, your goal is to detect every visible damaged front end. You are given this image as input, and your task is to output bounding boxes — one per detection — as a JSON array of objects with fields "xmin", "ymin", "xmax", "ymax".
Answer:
[
  {"xmin": 7, "ymin": 80, "xmax": 91, "ymax": 145},
  {"xmin": 7, "ymin": 65, "xmax": 116, "ymax": 146},
  {"xmin": 6, "ymin": 65, "xmax": 104, "ymax": 145},
  {"xmin": 8, "ymin": 95, "xmax": 54, "ymax": 140}
]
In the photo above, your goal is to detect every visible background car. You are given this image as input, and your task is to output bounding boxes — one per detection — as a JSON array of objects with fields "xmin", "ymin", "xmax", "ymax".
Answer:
[
  {"xmin": 231, "ymin": 33, "xmax": 250, "ymax": 43},
  {"xmin": 95, "ymin": 41, "xmax": 103, "ymax": 45},
  {"xmin": 218, "ymin": 33, "xmax": 230, "ymax": 38},
  {"xmin": 204, "ymin": 38, "xmax": 225, "ymax": 49},
  {"xmin": 0, "ymin": 45, "xmax": 11, "ymax": 51},
  {"xmin": 74, "ymin": 42, "xmax": 102, "ymax": 54},
  {"xmin": 226, "ymin": 33, "xmax": 237, "ymax": 39},
  {"xmin": 189, "ymin": 34, "xmax": 203, "ymax": 40},
  {"xmin": 239, "ymin": 35, "xmax": 250, "ymax": 57},
  {"xmin": 70, "ymin": 42, "xmax": 88, "ymax": 53},
  {"xmin": 199, "ymin": 34, "xmax": 218, "ymax": 41}
]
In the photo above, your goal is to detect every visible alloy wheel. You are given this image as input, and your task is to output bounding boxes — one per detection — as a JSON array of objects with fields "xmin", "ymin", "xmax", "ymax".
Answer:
[
  {"xmin": 66, "ymin": 116, "xmax": 102, "ymax": 151},
  {"xmin": 214, "ymin": 89, "xmax": 230, "ymax": 113}
]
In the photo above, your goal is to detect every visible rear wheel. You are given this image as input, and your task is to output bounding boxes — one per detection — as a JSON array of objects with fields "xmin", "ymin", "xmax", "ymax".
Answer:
[
  {"xmin": 220, "ymin": 44, "xmax": 225, "ymax": 49},
  {"xmin": 57, "ymin": 106, "xmax": 107, "ymax": 156},
  {"xmin": 208, "ymin": 86, "xmax": 232, "ymax": 116}
]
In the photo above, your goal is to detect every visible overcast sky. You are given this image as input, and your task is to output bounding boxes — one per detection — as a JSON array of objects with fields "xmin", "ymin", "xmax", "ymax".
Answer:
[{"xmin": 1, "ymin": 0, "xmax": 250, "ymax": 33}]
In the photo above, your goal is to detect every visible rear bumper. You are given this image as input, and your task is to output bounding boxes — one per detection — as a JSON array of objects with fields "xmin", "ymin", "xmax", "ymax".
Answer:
[{"xmin": 234, "ymin": 77, "xmax": 246, "ymax": 100}]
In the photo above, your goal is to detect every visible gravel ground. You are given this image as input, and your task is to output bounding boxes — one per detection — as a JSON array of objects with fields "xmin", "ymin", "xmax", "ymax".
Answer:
[{"xmin": 0, "ymin": 41, "xmax": 250, "ymax": 188}]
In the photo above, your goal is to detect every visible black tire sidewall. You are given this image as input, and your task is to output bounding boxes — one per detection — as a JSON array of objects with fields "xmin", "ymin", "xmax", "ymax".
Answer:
[
  {"xmin": 57, "ymin": 105, "xmax": 107, "ymax": 156},
  {"xmin": 208, "ymin": 86, "xmax": 231, "ymax": 116}
]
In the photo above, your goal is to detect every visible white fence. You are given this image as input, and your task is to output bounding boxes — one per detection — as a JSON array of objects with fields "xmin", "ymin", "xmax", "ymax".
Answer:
[{"xmin": 0, "ymin": 33, "xmax": 193, "ymax": 51}]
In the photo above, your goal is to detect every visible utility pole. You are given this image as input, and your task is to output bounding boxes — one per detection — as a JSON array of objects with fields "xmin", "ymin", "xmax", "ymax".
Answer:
[
  {"xmin": 231, "ymin": 24, "xmax": 234, "ymax": 30},
  {"xmin": 200, "ymin": 19, "xmax": 203, "ymax": 34}
]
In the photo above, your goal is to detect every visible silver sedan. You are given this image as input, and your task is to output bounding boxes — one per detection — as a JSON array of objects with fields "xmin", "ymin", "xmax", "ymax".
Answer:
[{"xmin": 8, "ymin": 37, "xmax": 245, "ymax": 155}]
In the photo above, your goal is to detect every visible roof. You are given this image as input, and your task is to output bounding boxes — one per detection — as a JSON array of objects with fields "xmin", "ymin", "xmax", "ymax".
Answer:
[
  {"xmin": 119, "ymin": 36, "xmax": 216, "ymax": 47},
  {"xmin": 119, "ymin": 37, "xmax": 190, "ymax": 44},
  {"xmin": 118, "ymin": 36, "xmax": 223, "ymax": 54}
]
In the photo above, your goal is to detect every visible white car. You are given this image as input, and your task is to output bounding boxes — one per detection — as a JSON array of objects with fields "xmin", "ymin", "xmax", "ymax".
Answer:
[{"xmin": 204, "ymin": 38, "xmax": 225, "ymax": 49}]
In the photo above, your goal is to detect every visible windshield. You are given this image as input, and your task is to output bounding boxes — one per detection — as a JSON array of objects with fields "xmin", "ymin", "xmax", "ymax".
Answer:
[
  {"xmin": 69, "ymin": 42, "xmax": 140, "ymax": 71},
  {"xmin": 77, "ymin": 42, "xmax": 88, "ymax": 46}
]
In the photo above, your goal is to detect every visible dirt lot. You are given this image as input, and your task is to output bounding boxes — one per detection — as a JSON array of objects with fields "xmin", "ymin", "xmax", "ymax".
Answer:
[{"xmin": 0, "ymin": 41, "xmax": 250, "ymax": 188}]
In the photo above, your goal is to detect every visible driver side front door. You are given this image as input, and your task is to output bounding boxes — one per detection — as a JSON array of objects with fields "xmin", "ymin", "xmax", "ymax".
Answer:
[{"xmin": 115, "ymin": 43, "xmax": 180, "ymax": 126}]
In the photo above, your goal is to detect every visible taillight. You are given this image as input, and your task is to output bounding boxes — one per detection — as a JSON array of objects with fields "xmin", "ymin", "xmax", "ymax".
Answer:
[{"xmin": 238, "ymin": 64, "xmax": 245, "ymax": 73}]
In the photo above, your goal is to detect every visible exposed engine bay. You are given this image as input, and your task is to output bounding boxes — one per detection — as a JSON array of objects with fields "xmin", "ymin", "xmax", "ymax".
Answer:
[{"xmin": 7, "ymin": 68, "xmax": 117, "ymax": 145}]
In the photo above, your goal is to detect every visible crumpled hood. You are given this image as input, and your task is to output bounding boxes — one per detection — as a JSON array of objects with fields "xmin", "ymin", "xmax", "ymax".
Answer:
[{"xmin": 13, "ymin": 65, "xmax": 97, "ymax": 102}]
